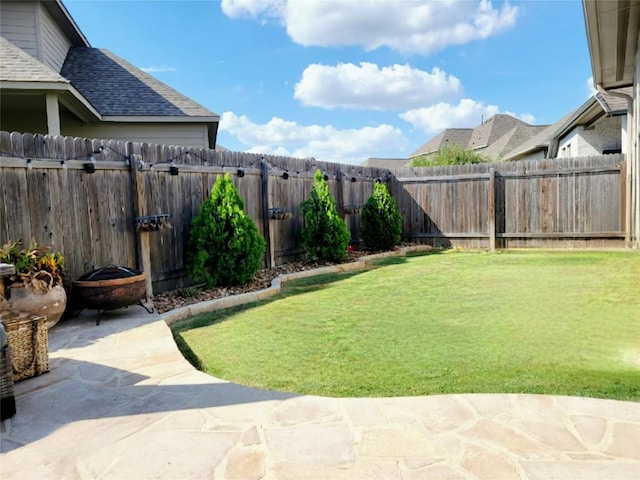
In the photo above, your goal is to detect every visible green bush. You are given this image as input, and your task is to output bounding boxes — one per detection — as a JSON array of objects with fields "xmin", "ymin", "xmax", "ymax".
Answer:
[
  {"xmin": 186, "ymin": 173, "xmax": 265, "ymax": 287},
  {"xmin": 411, "ymin": 144, "xmax": 488, "ymax": 167},
  {"xmin": 300, "ymin": 170, "xmax": 350, "ymax": 262},
  {"xmin": 360, "ymin": 182, "xmax": 402, "ymax": 251}
]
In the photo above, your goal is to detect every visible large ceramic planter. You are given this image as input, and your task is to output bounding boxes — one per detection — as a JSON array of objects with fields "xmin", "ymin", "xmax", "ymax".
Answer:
[{"xmin": 8, "ymin": 284, "xmax": 67, "ymax": 329}]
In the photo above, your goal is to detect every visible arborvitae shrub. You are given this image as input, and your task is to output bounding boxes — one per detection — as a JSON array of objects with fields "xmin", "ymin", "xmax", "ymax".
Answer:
[
  {"xmin": 360, "ymin": 182, "xmax": 402, "ymax": 251},
  {"xmin": 300, "ymin": 169, "xmax": 350, "ymax": 262},
  {"xmin": 186, "ymin": 173, "xmax": 265, "ymax": 287}
]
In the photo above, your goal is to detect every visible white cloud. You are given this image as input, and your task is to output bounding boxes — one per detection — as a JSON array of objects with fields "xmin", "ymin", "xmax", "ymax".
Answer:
[
  {"xmin": 220, "ymin": 0, "xmax": 285, "ymax": 20},
  {"xmin": 586, "ymin": 76, "xmax": 597, "ymax": 98},
  {"xmin": 222, "ymin": 0, "xmax": 517, "ymax": 55},
  {"xmin": 400, "ymin": 98, "xmax": 535, "ymax": 133},
  {"xmin": 221, "ymin": 112, "xmax": 407, "ymax": 164},
  {"xmin": 294, "ymin": 63, "xmax": 461, "ymax": 110},
  {"xmin": 140, "ymin": 65, "xmax": 178, "ymax": 73},
  {"xmin": 512, "ymin": 112, "xmax": 536, "ymax": 124}
]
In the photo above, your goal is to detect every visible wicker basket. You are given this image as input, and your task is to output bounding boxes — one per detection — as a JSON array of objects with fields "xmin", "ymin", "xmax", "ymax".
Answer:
[
  {"xmin": 1, "ymin": 312, "xmax": 49, "ymax": 382},
  {"xmin": 1, "ymin": 345, "xmax": 16, "ymax": 420}
]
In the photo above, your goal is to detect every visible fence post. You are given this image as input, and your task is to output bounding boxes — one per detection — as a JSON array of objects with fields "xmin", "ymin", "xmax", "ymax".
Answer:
[
  {"xmin": 130, "ymin": 145, "xmax": 153, "ymax": 300},
  {"xmin": 261, "ymin": 159, "xmax": 273, "ymax": 268},
  {"xmin": 620, "ymin": 159, "xmax": 630, "ymax": 247},
  {"xmin": 488, "ymin": 168, "xmax": 496, "ymax": 251},
  {"xmin": 336, "ymin": 169, "xmax": 345, "ymax": 220}
]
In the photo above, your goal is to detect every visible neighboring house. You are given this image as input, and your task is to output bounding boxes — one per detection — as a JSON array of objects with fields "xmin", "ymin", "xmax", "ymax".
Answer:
[
  {"xmin": 408, "ymin": 128, "xmax": 473, "ymax": 158},
  {"xmin": 360, "ymin": 157, "xmax": 410, "ymax": 169},
  {"xmin": 583, "ymin": 0, "xmax": 640, "ymax": 248},
  {"xmin": 502, "ymin": 90, "xmax": 629, "ymax": 162},
  {"xmin": 0, "ymin": 0, "xmax": 219, "ymax": 148},
  {"xmin": 409, "ymin": 114, "xmax": 548, "ymax": 162}
]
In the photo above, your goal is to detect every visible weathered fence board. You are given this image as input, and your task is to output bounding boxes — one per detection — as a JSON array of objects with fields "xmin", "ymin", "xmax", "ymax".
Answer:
[
  {"xmin": 0, "ymin": 132, "xmax": 389, "ymax": 292},
  {"xmin": 0, "ymin": 131, "xmax": 626, "ymax": 294},
  {"xmin": 391, "ymin": 155, "xmax": 625, "ymax": 249}
]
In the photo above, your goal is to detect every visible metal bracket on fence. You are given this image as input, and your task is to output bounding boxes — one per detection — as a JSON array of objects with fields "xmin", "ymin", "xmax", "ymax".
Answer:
[
  {"xmin": 343, "ymin": 205, "xmax": 362, "ymax": 214},
  {"xmin": 135, "ymin": 214, "xmax": 171, "ymax": 231},
  {"xmin": 268, "ymin": 208, "xmax": 292, "ymax": 220}
]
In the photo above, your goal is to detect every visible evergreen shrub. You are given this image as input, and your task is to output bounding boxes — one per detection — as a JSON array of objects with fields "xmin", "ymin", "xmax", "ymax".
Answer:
[
  {"xmin": 410, "ymin": 144, "xmax": 488, "ymax": 166},
  {"xmin": 300, "ymin": 170, "xmax": 350, "ymax": 262},
  {"xmin": 360, "ymin": 182, "xmax": 402, "ymax": 250},
  {"xmin": 186, "ymin": 173, "xmax": 265, "ymax": 287}
]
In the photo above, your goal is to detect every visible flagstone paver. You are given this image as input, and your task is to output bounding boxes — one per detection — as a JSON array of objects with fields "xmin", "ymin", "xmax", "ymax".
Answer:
[{"xmin": 1, "ymin": 305, "xmax": 638, "ymax": 480}]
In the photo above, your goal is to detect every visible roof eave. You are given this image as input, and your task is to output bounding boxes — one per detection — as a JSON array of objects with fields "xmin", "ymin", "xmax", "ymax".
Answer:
[
  {"xmin": 408, "ymin": 149, "xmax": 436, "ymax": 158},
  {"xmin": 583, "ymin": 0, "xmax": 603, "ymax": 87},
  {"xmin": 502, "ymin": 143, "xmax": 550, "ymax": 162},
  {"xmin": 0, "ymin": 80, "xmax": 69, "ymax": 90},
  {"xmin": 553, "ymin": 97, "xmax": 599, "ymax": 139},
  {"xmin": 0, "ymin": 81, "xmax": 103, "ymax": 121},
  {"xmin": 100, "ymin": 115, "xmax": 220, "ymax": 123},
  {"xmin": 583, "ymin": 0, "xmax": 640, "ymax": 91}
]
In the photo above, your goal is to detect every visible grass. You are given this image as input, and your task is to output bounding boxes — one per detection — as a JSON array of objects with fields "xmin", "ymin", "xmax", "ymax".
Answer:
[{"xmin": 172, "ymin": 250, "xmax": 640, "ymax": 401}]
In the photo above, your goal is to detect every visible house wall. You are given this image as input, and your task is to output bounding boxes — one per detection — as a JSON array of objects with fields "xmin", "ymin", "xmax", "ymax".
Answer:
[
  {"xmin": 557, "ymin": 115, "xmax": 623, "ymax": 157},
  {"xmin": 633, "ymin": 31, "xmax": 640, "ymax": 246},
  {"xmin": 621, "ymin": 116, "xmax": 628, "ymax": 154},
  {"xmin": 0, "ymin": 1, "xmax": 39, "ymax": 59},
  {"xmin": 513, "ymin": 149, "xmax": 547, "ymax": 162},
  {"xmin": 60, "ymin": 115, "xmax": 211, "ymax": 148},
  {"xmin": 1, "ymin": 113, "xmax": 211, "ymax": 149},
  {"xmin": 0, "ymin": 1, "xmax": 72, "ymax": 72},
  {"xmin": 38, "ymin": 2, "xmax": 72, "ymax": 72},
  {"xmin": 558, "ymin": 129, "xmax": 577, "ymax": 158}
]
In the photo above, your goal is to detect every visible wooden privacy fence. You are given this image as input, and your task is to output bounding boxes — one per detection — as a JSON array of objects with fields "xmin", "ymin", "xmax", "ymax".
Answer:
[
  {"xmin": 0, "ymin": 131, "xmax": 388, "ymax": 294},
  {"xmin": 0, "ymin": 131, "xmax": 627, "ymax": 295},
  {"xmin": 390, "ymin": 155, "xmax": 626, "ymax": 249}
]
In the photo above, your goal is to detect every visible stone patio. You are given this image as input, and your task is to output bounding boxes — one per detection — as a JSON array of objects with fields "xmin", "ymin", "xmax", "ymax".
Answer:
[{"xmin": 1, "ymin": 303, "xmax": 639, "ymax": 479}]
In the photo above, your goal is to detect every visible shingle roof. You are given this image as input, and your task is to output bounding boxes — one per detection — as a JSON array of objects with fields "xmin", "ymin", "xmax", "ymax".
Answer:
[
  {"xmin": 409, "ymin": 114, "xmax": 536, "ymax": 160},
  {"xmin": 409, "ymin": 128, "xmax": 473, "ymax": 157},
  {"xmin": 0, "ymin": 37, "xmax": 69, "ymax": 83},
  {"xmin": 482, "ymin": 124, "xmax": 548, "ymax": 160},
  {"xmin": 501, "ymin": 90, "xmax": 629, "ymax": 162},
  {"xmin": 61, "ymin": 47, "xmax": 216, "ymax": 118},
  {"xmin": 467, "ymin": 114, "xmax": 530, "ymax": 150},
  {"xmin": 501, "ymin": 112, "xmax": 574, "ymax": 161}
]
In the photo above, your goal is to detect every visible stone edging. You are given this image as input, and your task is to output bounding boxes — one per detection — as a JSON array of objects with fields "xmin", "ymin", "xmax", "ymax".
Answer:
[{"xmin": 162, "ymin": 245, "xmax": 432, "ymax": 326}]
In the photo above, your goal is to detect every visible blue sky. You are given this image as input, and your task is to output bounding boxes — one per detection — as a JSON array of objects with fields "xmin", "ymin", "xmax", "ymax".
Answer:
[{"xmin": 64, "ymin": 0, "xmax": 595, "ymax": 165}]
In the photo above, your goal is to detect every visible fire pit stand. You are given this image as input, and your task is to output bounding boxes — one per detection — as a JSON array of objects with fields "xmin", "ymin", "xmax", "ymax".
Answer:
[{"xmin": 72, "ymin": 266, "xmax": 154, "ymax": 325}]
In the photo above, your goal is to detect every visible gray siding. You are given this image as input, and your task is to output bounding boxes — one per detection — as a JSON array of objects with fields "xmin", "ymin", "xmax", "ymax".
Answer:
[
  {"xmin": 39, "ymin": 3, "xmax": 71, "ymax": 72},
  {"xmin": 60, "ymin": 115, "xmax": 210, "ymax": 148},
  {"xmin": 0, "ymin": 1, "xmax": 39, "ymax": 59}
]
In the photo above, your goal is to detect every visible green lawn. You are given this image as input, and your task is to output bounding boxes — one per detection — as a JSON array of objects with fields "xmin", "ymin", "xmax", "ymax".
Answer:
[{"xmin": 173, "ymin": 250, "xmax": 640, "ymax": 401}]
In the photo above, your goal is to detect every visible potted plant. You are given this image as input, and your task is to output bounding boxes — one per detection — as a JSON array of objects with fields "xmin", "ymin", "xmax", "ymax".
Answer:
[{"xmin": 0, "ymin": 240, "xmax": 67, "ymax": 329}]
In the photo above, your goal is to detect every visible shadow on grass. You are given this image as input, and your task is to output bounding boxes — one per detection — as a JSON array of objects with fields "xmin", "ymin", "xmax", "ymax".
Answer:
[
  {"xmin": 172, "ymin": 269, "xmax": 367, "ymax": 336},
  {"xmin": 170, "ymin": 248, "xmax": 640, "ymax": 401},
  {"xmin": 173, "ymin": 248, "xmax": 445, "ymax": 335},
  {"xmin": 171, "ymin": 249, "xmax": 443, "ymax": 370}
]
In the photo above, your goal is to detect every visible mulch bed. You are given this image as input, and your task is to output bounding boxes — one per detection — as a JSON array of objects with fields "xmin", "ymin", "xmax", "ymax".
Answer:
[{"xmin": 152, "ymin": 249, "xmax": 380, "ymax": 314}]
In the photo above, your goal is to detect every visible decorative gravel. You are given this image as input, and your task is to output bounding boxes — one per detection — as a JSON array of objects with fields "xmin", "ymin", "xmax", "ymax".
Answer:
[{"xmin": 152, "ymin": 251, "xmax": 376, "ymax": 314}]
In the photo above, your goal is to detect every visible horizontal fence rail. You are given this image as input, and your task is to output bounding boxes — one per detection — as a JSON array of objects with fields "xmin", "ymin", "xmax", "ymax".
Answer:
[
  {"xmin": 0, "ymin": 131, "xmax": 628, "ymax": 293},
  {"xmin": 0, "ymin": 131, "xmax": 388, "ymax": 293},
  {"xmin": 391, "ymin": 155, "xmax": 626, "ymax": 250}
]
